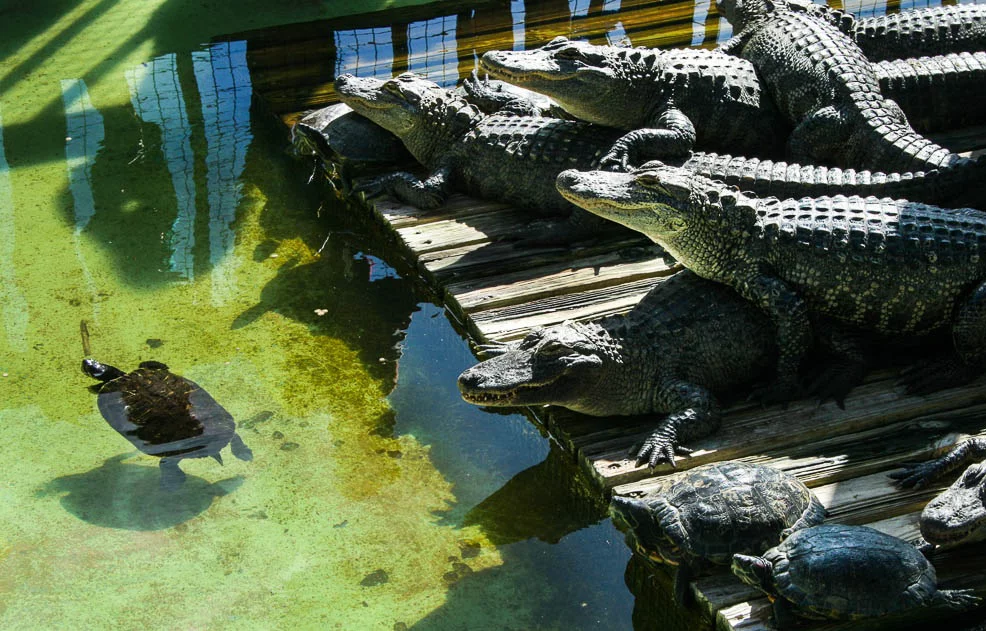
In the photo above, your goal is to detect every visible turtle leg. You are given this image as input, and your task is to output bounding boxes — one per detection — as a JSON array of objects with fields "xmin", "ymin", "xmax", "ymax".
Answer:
[
  {"xmin": 673, "ymin": 563, "xmax": 694, "ymax": 607},
  {"xmin": 230, "ymin": 433, "xmax": 254, "ymax": 462},
  {"xmin": 159, "ymin": 457, "xmax": 187, "ymax": 491},
  {"xmin": 932, "ymin": 588, "xmax": 981, "ymax": 611}
]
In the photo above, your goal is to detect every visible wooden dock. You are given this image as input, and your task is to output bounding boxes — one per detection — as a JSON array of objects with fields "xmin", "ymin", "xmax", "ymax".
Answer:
[{"xmin": 347, "ymin": 183, "xmax": 986, "ymax": 630}]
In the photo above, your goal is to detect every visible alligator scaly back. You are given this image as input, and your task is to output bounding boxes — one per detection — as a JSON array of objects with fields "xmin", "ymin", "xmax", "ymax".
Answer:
[{"xmin": 717, "ymin": 0, "xmax": 967, "ymax": 173}]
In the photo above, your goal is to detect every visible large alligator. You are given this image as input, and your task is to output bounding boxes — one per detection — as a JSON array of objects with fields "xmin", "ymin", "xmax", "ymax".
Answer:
[
  {"xmin": 333, "ymin": 72, "xmax": 643, "ymax": 240},
  {"xmin": 457, "ymin": 270, "xmax": 777, "ymax": 467},
  {"xmin": 716, "ymin": 0, "xmax": 968, "ymax": 172},
  {"xmin": 479, "ymin": 39, "xmax": 986, "ymax": 159},
  {"xmin": 853, "ymin": 4, "xmax": 986, "ymax": 62},
  {"xmin": 890, "ymin": 438, "xmax": 986, "ymax": 549},
  {"xmin": 480, "ymin": 40, "xmax": 789, "ymax": 169},
  {"xmin": 556, "ymin": 164, "xmax": 986, "ymax": 402}
]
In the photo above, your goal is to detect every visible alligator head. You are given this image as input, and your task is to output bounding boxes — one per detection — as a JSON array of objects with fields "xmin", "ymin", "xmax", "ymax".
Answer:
[
  {"xmin": 457, "ymin": 322, "xmax": 627, "ymax": 416},
  {"xmin": 334, "ymin": 73, "xmax": 481, "ymax": 166},
  {"xmin": 556, "ymin": 164, "xmax": 756, "ymax": 270},
  {"xmin": 480, "ymin": 37, "xmax": 654, "ymax": 130},
  {"xmin": 920, "ymin": 462, "xmax": 986, "ymax": 547}
]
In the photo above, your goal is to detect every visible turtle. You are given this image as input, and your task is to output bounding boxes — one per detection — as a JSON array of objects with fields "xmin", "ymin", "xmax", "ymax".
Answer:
[
  {"xmin": 732, "ymin": 524, "xmax": 981, "ymax": 628},
  {"xmin": 609, "ymin": 461, "xmax": 826, "ymax": 606},
  {"xmin": 82, "ymin": 358, "xmax": 253, "ymax": 490}
]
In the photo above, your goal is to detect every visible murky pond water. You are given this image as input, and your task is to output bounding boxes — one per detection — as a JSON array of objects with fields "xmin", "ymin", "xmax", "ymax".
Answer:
[
  {"xmin": 2, "ymin": 0, "xmax": 976, "ymax": 628},
  {"xmin": 0, "ymin": 1, "xmax": 637, "ymax": 629}
]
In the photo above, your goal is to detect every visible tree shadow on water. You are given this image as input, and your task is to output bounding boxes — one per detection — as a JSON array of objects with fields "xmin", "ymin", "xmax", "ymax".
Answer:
[{"xmin": 37, "ymin": 453, "xmax": 243, "ymax": 531}]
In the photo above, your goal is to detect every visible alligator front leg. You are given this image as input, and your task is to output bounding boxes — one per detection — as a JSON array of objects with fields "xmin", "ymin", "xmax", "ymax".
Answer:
[
  {"xmin": 890, "ymin": 437, "xmax": 986, "ymax": 489},
  {"xmin": 634, "ymin": 380, "xmax": 720, "ymax": 468},
  {"xmin": 353, "ymin": 165, "xmax": 453, "ymax": 209},
  {"xmin": 733, "ymin": 269, "xmax": 811, "ymax": 403},
  {"xmin": 787, "ymin": 106, "xmax": 853, "ymax": 166},
  {"xmin": 600, "ymin": 109, "xmax": 696, "ymax": 171},
  {"xmin": 808, "ymin": 318, "xmax": 870, "ymax": 408}
]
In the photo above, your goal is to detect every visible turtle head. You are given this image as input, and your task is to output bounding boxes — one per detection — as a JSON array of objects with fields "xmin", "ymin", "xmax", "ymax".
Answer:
[
  {"xmin": 81, "ymin": 359, "xmax": 126, "ymax": 382},
  {"xmin": 609, "ymin": 495, "xmax": 681, "ymax": 565},
  {"xmin": 731, "ymin": 554, "xmax": 774, "ymax": 590}
]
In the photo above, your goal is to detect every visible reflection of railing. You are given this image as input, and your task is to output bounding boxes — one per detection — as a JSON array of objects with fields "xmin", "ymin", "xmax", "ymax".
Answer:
[
  {"xmin": 126, "ymin": 54, "xmax": 198, "ymax": 281},
  {"xmin": 193, "ymin": 40, "xmax": 254, "ymax": 305},
  {"xmin": 229, "ymin": 0, "xmax": 969, "ymax": 120}
]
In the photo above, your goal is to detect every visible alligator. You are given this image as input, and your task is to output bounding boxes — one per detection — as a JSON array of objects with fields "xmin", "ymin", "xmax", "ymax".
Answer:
[
  {"xmin": 479, "ymin": 39, "xmax": 986, "ymax": 160},
  {"xmin": 556, "ymin": 164, "xmax": 986, "ymax": 402},
  {"xmin": 716, "ymin": 0, "xmax": 969, "ymax": 172},
  {"xmin": 480, "ymin": 39, "xmax": 790, "ymax": 169},
  {"xmin": 457, "ymin": 270, "xmax": 777, "ymax": 467},
  {"xmin": 333, "ymin": 72, "xmax": 646, "ymax": 241},
  {"xmin": 891, "ymin": 438, "xmax": 986, "ymax": 549},
  {"xmin": 853, "ymin": 4, "xmax": 986, "ymax": 62}
]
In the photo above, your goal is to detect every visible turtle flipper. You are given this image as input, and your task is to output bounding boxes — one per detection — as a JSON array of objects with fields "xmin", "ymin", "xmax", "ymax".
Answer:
[
  {"xmin": 159, "ymin": 457, "xmax": 187, "ymax": 491},
  {"xmin": 230, "ymin": 433, "xmax": 254, "ymax": 462}
]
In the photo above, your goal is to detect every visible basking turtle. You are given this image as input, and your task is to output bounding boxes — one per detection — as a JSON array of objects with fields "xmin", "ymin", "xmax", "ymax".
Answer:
[
  {"xmin": 609, "ymin": 461, "xmax": 825, "ymax": 605},
  {"xmin": 732, "ymin": 524, "xmax": 981, "ymax": 627},
  {"xmin": 82, "ymin": 358, "xmax": 253, "ymax": 490}
]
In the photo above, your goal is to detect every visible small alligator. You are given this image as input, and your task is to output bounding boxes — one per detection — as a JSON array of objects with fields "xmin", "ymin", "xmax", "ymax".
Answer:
[
  {"xmin": 853, "ymin": 4, "xmax": 986, "ymax": 62},
  {"xmin": 480, "ymin": 39, "xmax": 985, "ymax": 162},
  {"xmin": 333, "ymin": 72, "xmax": 643, "ymax": 241},
  {"xmin": 457, "ymin": 270, "xmax": 777, "ymax": 466},
  {"xmin": 891, "ymin": 437, "xmax": 986, "ymax": 549},
  {"xmin": 717, "ymin": 0, "xmax": 968, "ymax": 172},
  {"xmin": 556, "ymin": 164, "xmax": 986, "ymax": 401}
]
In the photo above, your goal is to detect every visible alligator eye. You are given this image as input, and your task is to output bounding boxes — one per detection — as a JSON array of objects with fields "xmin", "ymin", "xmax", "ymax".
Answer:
[
  {"xmin": 538, "ymin": 340, "xmax": 571, "ymax": 356},
  {"xmin": 635, "ymin": 173, "xmax": 663, "ymax": 188},
  {"xmin": 382, "ymin": 81, "xmax": 403, "ymax": 96},
  {"xmin": 555, "ymin": 46, "xmax": 585, "ymax": 60}
]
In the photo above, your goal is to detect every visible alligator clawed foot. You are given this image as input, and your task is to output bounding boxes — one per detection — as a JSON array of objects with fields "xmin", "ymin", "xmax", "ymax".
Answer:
[{"xmin": 887, "ymin": 461, "xmax": 939, "ymax": 489}]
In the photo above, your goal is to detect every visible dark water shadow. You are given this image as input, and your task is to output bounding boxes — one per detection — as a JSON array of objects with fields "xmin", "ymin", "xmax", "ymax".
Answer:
[
  {"xmin": 462, "ymin": 441, "xmax": 607, "ymax": 545},
  {"xmin": 37, "ymin": 453, "xmax": 243, "ymax": 530}
]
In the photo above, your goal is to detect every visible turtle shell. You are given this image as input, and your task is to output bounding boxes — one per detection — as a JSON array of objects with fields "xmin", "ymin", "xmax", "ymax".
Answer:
[
  {"xmin": 650, "ymin": 461, "xmax": 824, "ymax": 565},
  {"xmin": 768, "ymin": 524, "xmax": 939, "ymax": 619},
  {"xmin": 96, "ymin": 361, "xmax": 237, "ymax": 459}
]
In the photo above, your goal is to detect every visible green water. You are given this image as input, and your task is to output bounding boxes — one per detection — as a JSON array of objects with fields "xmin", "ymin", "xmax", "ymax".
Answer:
[{"xmin": 0, "ymin": 1, "xmax": 642, "ymax": 629}]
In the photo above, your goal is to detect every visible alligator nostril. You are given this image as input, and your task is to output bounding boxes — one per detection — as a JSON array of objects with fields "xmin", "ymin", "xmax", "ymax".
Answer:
[{"xmin": 457, "ymin": 369, "xmax": 482, "ymax": 390}]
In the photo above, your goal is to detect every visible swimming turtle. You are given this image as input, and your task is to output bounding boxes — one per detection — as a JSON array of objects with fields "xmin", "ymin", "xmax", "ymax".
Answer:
[
  {"xmin": 732, "ymin": 524, "xmax": 981, "ymax": 628},
  {"xmin": 82, "ymin": 358, "xmax": 253, "ymax": 490},
  {"xmin": 609, "ymin": 461, "xmax": 826, "ymax": 605}
]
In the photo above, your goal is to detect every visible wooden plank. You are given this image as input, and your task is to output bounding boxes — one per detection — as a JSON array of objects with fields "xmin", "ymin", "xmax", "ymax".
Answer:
[
  {"xmin": 419, "ymin": 235, "xmax": 658, "ymax": 283},
  {"xmin": 577, "ymin": 375, "xmax": 986, "ymax": 490},
  {"xmin": 448, "ymin": 253, "xmax": 675, "ymax": 313},
  {"xmin": 467, "ymin": 276, "xmax": 662, "ymax": 342}
]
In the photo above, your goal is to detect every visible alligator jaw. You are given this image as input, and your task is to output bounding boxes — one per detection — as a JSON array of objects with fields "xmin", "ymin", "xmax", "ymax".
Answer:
[
  {"xmin": 459, "ymin": 382, "xmax": 549, "ymax": 406},
  {"xmin": 480, "ymin": 51, "xmax": 567, "ymax": 83},
  {"xmin": 556, "ymin": 169, "xmax": 652, "ymax": 226}
]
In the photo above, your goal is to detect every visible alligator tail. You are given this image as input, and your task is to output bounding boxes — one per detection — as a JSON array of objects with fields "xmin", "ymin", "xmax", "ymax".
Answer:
[
  {"xmin": 876, "ymin": 52, "xmax": 986, "ymax": 134},
  {"xmin": 682, "ymin": 152, "xmax": 986, "ymax": 206},
  {"xmin": 854, "ymin": 4, "xmax": 986, "ymax": 62}
]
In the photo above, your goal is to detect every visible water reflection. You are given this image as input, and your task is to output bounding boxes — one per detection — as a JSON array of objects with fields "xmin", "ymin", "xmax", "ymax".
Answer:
[
  {"xmin": 192, "ymin": 40, "xmax": 254, "ymax": 305},
  {"xmin": 0, "ymin": 105, "xmax": 28, "ymax": 353},
  {"xmin": 38, "ymin": 453, "xmax": 243, "ymax": 531},
  {"xmin": 125, "ymin": 53, "xmax": 197, "ymax": 280}
]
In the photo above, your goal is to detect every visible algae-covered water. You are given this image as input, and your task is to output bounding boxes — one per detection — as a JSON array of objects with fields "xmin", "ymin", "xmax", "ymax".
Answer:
[{"xmin": 0, "ymin": 1, "xmax": 639, "ymax": 628}]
